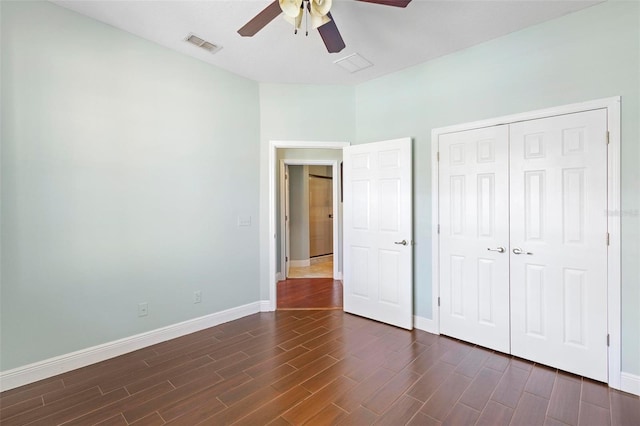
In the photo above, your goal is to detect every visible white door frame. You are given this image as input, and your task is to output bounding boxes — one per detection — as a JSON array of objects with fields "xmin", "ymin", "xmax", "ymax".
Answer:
[
  {"xmin": 268, "ymin": 140, "xmax": 350, "ymax": 309},
  {"xmin": 431, "ymin": 97, "xmax": 622, "ymax": 389},
  {"xmin": 280, "ymin": 159, "xmax": 340, "ymax": 280}
]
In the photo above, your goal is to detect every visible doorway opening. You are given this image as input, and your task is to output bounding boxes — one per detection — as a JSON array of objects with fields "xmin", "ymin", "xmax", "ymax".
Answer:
[
  {"xmin": 268, "ymin": 141, "xmax": 349, "ymax": 311},
  {"xmin": 285, "ymin": 165, "xmax": 335, "ymax": 279}
]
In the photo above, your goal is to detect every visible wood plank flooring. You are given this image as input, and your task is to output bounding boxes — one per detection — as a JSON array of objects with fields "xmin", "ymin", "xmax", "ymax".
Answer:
[
  {"xmin": 1, "ymin": 310, "xmax": 639, "ymax": 425},
  {"xmin": 277, "ymin": 279, "xmax": 343, "ymax": 310}
]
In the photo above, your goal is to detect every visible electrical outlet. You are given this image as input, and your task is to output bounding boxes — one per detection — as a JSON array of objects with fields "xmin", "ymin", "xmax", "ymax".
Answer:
[
  {"xmin": 194, "ymin": 290, "xmax": 202, "ymax": 304},
  {"xmin": 138, "ymin": 302, "xmax": 148, "ymax": 317}
]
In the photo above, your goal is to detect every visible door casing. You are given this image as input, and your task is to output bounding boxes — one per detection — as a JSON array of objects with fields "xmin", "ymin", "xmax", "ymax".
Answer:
[
  {"xmin": 431, "ymin": 97, "xmax": 621, "ymax": 389},
  {"xmin": 268, "ymin": 140, "xmax": 349, "ymax": 311}
]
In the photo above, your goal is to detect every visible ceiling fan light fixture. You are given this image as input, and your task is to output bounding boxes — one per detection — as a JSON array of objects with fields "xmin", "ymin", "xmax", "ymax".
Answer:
[
  {"xmin": 282, "ymin": 11, "xmax": 303, "ymax": 29},
  {"xmin": 280, "ymin": 0, "xmax": 303, "ymax": 17},
  {"xmin": 309, "ymin": 0, "xmax": 332, "ymax": 17}
]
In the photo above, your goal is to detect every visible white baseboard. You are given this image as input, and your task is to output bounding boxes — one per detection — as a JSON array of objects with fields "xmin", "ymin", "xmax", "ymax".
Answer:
[
  {"xmin": 621, "ymin": 372, "xmax": 640, "ymax": 396},
  {"xmin": 260, "ymin": 300, "xmax": 275, "ymax": 312},
  {"xmin": 414, "ymin": 315, "xmax": 438, "ymax": 334},
  {"xmin": 290, "ymin": 259, "xmax": 310, "ymax": 267},
  {"xmin": 276, "ymin": 272, "xmax": 284, "ymax": 282},
  {"xmin": 334, "ymin": 272, "xmax": 343, "ymax": 280},
  {"xmin": 0, "ymin": 302, "xmax": 261, "ymax": 392}
]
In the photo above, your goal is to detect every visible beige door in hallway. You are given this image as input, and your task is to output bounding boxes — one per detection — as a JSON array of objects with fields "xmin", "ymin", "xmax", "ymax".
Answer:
[{"xmin": 309, "ymin": 175, "xmax": 333, "ymax": 257}]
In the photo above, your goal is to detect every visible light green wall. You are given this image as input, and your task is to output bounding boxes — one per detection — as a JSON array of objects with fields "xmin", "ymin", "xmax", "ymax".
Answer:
[
  {"xmin": 259, "ymin": 84, "xmax": 354, "ymax": 297},
  {"xmin": 1, "ymin": 1, "xmax": 260, "ymax": 370},
  {"xmin": 355, "ymin": 0, "xmax": 640, "ymax": 374}
]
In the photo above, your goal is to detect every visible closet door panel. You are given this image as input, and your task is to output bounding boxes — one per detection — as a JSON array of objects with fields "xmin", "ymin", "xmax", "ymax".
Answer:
[
  {"xmin": 509, "ymin": 109, "xmax": 608, "ymax": 382},
  {"xmin": 439, "ymin": 125, "xmax": 510, "ymax": 353}
]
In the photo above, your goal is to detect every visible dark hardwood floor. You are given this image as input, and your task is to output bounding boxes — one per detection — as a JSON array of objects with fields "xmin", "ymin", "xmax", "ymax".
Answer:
[
  {"xmin": 277, "ymin": 279, "xmax": 343, "ymax": 310},
  {"xmin": 1, "ymin": 310, "xmax": 638, "ymax": 425}
]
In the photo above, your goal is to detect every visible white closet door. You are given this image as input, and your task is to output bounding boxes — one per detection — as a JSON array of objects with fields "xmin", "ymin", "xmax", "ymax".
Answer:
[
  {"xmin": 439, "ymin": 125, "xmax": 511, "ymax": 352},
  {"xmin": 509, "ymin": 109, "xmax": 608, "ymax": 381}
]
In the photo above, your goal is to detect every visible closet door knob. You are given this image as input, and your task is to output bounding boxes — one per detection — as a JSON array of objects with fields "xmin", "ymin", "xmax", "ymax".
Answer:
[
  {"xmin": 513, "ymin": 247, "xmax": 533, "ymax": 255},
  {"xmin": 487, "ymin": 247, "xmax": 505, "ymax": 253}
]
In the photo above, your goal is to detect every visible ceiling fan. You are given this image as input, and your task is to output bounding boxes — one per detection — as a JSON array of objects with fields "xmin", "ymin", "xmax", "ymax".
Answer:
[{"xmin": 238, "ymin": 0, "xmax": 412, "ymax": 53}]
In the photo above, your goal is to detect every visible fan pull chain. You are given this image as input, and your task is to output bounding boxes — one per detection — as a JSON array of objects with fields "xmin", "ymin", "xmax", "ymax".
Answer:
[{"xmin": 305, "ymin": 1, "xmax": 309, "ymax": 36}]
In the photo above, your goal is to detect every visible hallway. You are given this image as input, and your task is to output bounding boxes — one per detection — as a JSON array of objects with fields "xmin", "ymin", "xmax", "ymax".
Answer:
[{"xmin": 287, "ymin": 255, "xmax": 333, "ymax": 279}]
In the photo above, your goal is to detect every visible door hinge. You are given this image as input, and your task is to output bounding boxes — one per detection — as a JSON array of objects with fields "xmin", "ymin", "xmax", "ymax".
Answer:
[
  {"xmin": 436, "ymin": 152, "xmax": 440, "ymax": 162},
  {"xmin": 607, "ymin": 233, "xmax": 610, "ymax": 246},
  {"xmin": 437, "ymin": 224, "xmax": 440, "ymax": 234},
  {"xmin": 438, "ymin": 297, "xmax": 441, "ymax": 307},
  {"xmin": 285, "ymin": 215, "xmax": 288, "ymax": 221},
  {"xmin": 606, "ymin": 131, "xmax": 610, "ymax": 145},
  {"xmin": 286, "ymin": 256, "xmax": 288, "ymax": 262},
  {"xmin": 607, "ymin": 334, "xmax": 610, "ymax": 347}
]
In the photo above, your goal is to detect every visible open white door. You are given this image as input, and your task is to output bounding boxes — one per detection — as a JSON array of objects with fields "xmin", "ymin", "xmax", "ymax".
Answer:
[{"xmin": 343, "ymin": 138, "xmax": 413, "ymax": 329}]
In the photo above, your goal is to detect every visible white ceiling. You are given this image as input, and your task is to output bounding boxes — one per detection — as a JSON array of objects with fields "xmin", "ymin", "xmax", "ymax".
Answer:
[{"xmin": 51, "ymin": 0, "xmax": 602, "ymax": 85}]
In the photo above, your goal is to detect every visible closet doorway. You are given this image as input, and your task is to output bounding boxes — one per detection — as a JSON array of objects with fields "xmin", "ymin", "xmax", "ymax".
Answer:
[{"xmin": 432, "ymin": 98, "xmax": 622, "ymax": 387}]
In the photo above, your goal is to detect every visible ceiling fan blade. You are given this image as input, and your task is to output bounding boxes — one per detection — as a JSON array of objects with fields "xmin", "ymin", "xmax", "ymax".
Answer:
[
  {"xmin": 355, "ymin": 0, "xmax": 412, "ymax": 7},
  {"xmin": 317, "ymin": 12, "xmax": 346, "ymax": 53},
  {"xmin": 238, "ymin": 0, "xmax": 282, "ymax": 37}
]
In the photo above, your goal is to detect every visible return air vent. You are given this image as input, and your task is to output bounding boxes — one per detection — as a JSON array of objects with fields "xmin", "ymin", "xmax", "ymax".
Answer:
[
  {"xmin": 334, "ymin": 53, "xmax": 373, "ymax": 73},
  {"xmin": 184, "ymin": 33, "xmax": 222, "ymax": 54}
]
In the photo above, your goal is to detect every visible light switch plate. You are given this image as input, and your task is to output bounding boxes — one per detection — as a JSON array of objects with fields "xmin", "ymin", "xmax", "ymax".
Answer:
[{"xmin": 238, "ymin": 216, "xmax": 251, "ymax": 227}]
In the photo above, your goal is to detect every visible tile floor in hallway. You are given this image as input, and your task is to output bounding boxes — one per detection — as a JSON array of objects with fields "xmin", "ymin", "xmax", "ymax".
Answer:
[{"xmin": 287, "ymin": 255, "xmax": 333, "ymax": 279}]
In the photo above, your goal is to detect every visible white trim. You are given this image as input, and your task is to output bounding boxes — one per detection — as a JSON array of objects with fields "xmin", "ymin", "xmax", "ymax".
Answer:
[
  {"xmin": 433, "ymin": 97, "xmax": 621, "ymax": 135},
  {"xmin": 606, "ymin": 98, "xmax": 622, "ymax": 390},
  {"xmin": 275, "ymin": 272, "xmax": 284, "ymax": 282},
  {"xmin": 260, "ymin": 300, "xmax": 274, "ymax": 312},
  {"xmin": 0, "ymin": 302, "xmax": 261, "ymax": 392},
  {"xmin": 290, "ymin": 259, "xmax": 311, "ymax": 267},
  {"xmin": 431, "ymin": 130, "xmax": 441, "ymax": 335},
  {"xmin": 414, "ymin": 315, "xmax": 438, "ymax": 334},
  {"xmin": 431, "ymin": 96, "xmax": 622, "ymax": 390},
  {"xmin": 269, "ymin": 141, "xmax": 350, "ymax": 310},
  {"xmin": 620, "ymin": 372, "xmax": 640, "ymax": 396}
]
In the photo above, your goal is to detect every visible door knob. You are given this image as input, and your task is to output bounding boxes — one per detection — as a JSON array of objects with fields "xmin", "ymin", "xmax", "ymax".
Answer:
[
  {"xmin": 487, "ymin": 247, "xmax": 506, "ymax": 253},
  {"xmin": 394, "ymin": 240, "xmax": 408, "ymax": 246},
  {"xmin": 513, "ymin": 247, "xmax": 533, "ymax": 255}
]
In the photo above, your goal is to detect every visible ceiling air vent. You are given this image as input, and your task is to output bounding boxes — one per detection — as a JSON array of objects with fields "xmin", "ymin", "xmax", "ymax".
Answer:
[
  {"xmin": 334, "ymin": 53, "xmax": 373, "ymax": 73},
  {"xmin": 184, "ymin": 33, "xmax": 222, "ymax": 54}
]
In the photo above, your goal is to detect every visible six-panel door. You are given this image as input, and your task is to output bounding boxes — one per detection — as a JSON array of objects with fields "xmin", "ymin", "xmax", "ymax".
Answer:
[
  {"xmin": 439, "ymin": 125, "xmax": 511, "ymax": 353},
  {"xmin": 439, "ymin": 109, "xmax": 609, "ymax": 382},
  {"xmin": 343, "ymin": 138, "xmax": 413, "ymax": 330},
  {"xmin": 509, "ymin": 109, "xmax": 608, "ymax": 382}
]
